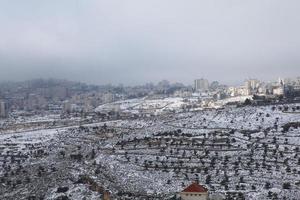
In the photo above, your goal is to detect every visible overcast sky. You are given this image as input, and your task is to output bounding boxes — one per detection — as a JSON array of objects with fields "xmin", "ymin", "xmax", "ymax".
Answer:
[{"xmin": 0, "ymin": 1, "xmax": 299, "ymax": 85}]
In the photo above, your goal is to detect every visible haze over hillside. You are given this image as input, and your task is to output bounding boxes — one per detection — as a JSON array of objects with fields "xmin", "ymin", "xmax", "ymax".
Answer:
[{"xmin": 0, "ymin": 1, "xmax": 300, "ymax": 85}]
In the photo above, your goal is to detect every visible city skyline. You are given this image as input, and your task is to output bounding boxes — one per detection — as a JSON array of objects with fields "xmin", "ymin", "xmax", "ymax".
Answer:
[{"xmin": 0, "ymin": 76, "xmax": 298, "ymax": 88}]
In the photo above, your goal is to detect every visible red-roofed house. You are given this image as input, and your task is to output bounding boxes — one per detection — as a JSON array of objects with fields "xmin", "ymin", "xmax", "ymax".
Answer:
[{"xmin": 180, "ymin": 182, "xmax": 208, "ymax": 200}]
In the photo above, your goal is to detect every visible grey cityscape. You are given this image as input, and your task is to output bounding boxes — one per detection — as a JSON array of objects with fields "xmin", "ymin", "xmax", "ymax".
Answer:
[{"xmin": 1, "ymin": 1, "xmax": 300, "ymax": 200}]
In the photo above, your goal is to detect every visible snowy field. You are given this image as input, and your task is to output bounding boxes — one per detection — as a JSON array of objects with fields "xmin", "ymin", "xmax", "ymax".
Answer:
[
  {"xmin": 1, "ymin": 103, "xmax": 300, "ymax": 199},
  {"xmin": 95, "ymin": 97, "xmax": 198, "ymax": 114}
]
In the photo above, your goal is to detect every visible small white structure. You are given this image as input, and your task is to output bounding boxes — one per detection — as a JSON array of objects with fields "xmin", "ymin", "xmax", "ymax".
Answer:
[
  {"xmin": 180, "ymin": 182, "xmax": 208, "ymax": 200},
  {"xmin": 273, "ymin": 86, "xmax": 284, "ymax": 96}
]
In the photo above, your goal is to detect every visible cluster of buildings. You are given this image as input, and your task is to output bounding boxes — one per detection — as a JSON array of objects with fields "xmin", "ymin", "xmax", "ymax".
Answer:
[
  {"xmin": 1, "ymin": 77, "xmax": 300, "ymax": 119},
  {"xmin": 193, "ymin": 77, "xmax": 300, "ymax": 99},
  {"xmin": 0, "ymin": 79, "xmax": 123, "ymax": 118},
  {"xmin": 62, "ymin": 92, "xmax": 117, "ymax": 113},
  {"xmin": 227, "ymin": 77, "xmax": 300, "ymax": 97}
]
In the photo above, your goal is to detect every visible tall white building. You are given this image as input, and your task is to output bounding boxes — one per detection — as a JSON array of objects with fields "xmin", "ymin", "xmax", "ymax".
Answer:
[
  {"xmin": 0, "ymin": 101, "xmax": 7, "ymax": 118},
  {"xmin": 245, "ymin": 79, "xmax": 260, "ymax": 90},
  {"xmin": 63, "ymin": 100, "xmax": 72, "ymax": 113},
  {"xmin": 194, "ymin": 79, "xmax": 209, "ymax": 91}
]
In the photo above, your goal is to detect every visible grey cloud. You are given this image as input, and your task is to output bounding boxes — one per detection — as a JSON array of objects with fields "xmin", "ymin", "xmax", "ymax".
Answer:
[{"xmin": 0, "ymin": 0, "xmax": 299, "ymax": 85}]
